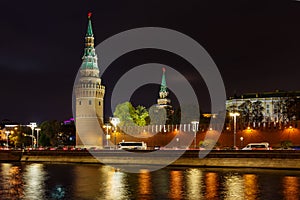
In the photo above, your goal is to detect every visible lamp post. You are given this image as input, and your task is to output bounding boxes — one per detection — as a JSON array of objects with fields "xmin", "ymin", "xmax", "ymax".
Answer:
[
  {"xmin": 176, "ymin": 137, "xmax": 179, "ymax": 149},
  {"xmin": 230, "ymin": 112, "xmax": 240, "ymax": 148},
  {"xmin": 35, "ymin": 128, "xmax": 41, "ymax": 148},
  {"xmin": 24, "ymin": 134, "xmax": 36, "ymax": 148},
  {"xmin": 27, "ymin": 122, "xmax": 37, "ymax": 148},
  {"xmin": 110, "ymin": 117, "xmax": 120, "ymax": 149},
  {"xmin": 240, "ymin": 137, "xmax": 244, "ymax": 148},
  {"xmin": 103, "ymin": 124, "xmax": 111, "ymax": 147},
  {"xmin": 5, "ymin": 130, "xmax": 10, "ymax": 149},
  {"xmin": 191, "ymin": 121, "xmax": 199, "ymax": 149}
]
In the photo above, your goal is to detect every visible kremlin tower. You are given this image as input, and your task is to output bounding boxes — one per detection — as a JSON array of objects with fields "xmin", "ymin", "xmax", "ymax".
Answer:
[
  {"xmin": 152, "ymin": 68, "xmax": 173, "ymax": 125},
  {"xmin": 75, "ymin": 13, "xmax": 105, "ymax": 148}
]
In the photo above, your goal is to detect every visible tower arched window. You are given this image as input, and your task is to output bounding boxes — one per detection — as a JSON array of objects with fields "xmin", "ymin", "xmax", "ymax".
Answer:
[{"xmin": 89, "ymin": 100, "xmax": 92, "ymax": 105}]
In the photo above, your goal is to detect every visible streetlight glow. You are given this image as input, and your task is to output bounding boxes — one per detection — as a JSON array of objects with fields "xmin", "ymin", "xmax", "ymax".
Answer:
[
  {"xmin": 230, "ymin": 112, "xmax": 240, "ymax": 148},
  {"xmin": 110, "ymin": 117, "xmax": 120, "ymax": 149},
  {"xmin": 27, "ymin": 122, "xmax": 37, "ymax": 148},
  {"xmin": 35, "ymin": 128, "xmax": 41, "ymax": 148},
  {"xmin": 5, "ymin": 130, "xmax": 10, "ymax": 148},
  {"xmin": 191, "ymin": 121, "xmax": 199, "ymax": 149},
  {"xmin": 103, "ymin": 124, "xmax": 112, "ymax": 147}
]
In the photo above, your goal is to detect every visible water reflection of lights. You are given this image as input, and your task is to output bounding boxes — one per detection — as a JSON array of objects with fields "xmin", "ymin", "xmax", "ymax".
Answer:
[
  {"xmin": 224, "ymin": 174, "xmax": 244, "ymax": 200},
  {"xmin": 139, "ymin": 169, "xmax": 152, "ymax": 199},
  {"xmin": 169, "ymin": 171, "xmax": 183, "ymax": 200},
  {"xmin": 23, "ymin": 163, "xmax": 47, "ymax": 200},
  {"xmin": 186, "ymin": 169, "xmax": 203, "ymax": 199},
  {"xmin": 51, "ymin": 185, "xmax": 66, "ymax": 199},
  {"xmin": 0, "ymin": 163, "xmax": 24, "ymax": 198},
  {"xmin": 205, "ymin": 172, "xmax": 218, "ymax": 199},
  {"xmin": 243, "ymin": 174, "xmax": 258, "ymax": 200},
  {"xmin": 107, "ymin": 169, "xmax": 126, "ymax": 199},
  {"xmin": 283, "ymin": 176, "xmax": 299, "ymax": 199}
]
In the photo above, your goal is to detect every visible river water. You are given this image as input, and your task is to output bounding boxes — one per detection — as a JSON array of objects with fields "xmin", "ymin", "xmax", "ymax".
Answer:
[{"xmin": 0, "ymin": 162, "xmax": 300, "ymax": 200}]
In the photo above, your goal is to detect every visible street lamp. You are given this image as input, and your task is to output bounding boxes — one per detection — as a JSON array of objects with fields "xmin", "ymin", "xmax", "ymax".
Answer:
[
  {"xmin": 240, "ymin": 137, "xmax": 244, "ymax": 148},
  {"xmin": 176, "ymin": 137, "xmax": 179, "ymax": 149},
  {"xmin": 103, "ymin": 124, "xmax": 111, "ymax": 147},
  {"xmin": 24, "ymin": 134, "xmax": 36, "ymax": 148},
  {"xmin": 230, "ymin": 112, "xmax": 240, "ymax": 148},
  {"xmin": 5, "ymin": 130, "xmax": 10, "ymax": 149},
  {"xmin": 110, "ymin": 117, "xmax": 120, "ymax": 149},
  {"xmin": 27, "ymin": 122, "xmax": 37, "ymax": 148},
  {"xmin": 35, "ymin": 128, "xmax": 41, "ymax": 148},
  {"xmin": 191, "ymin": 121, "xmax": 199, "ymax": 149}
]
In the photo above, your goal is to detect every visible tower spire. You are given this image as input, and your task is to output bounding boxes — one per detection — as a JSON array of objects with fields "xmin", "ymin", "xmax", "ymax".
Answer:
[
  {"xmin": 86, "ymin": 12, "xmax": 93, "ymax": 37},
  {"xmin": 159, "ymin": 67, "xmax": 168, "ymax": 99},
  {"xmin": 81, "ymin": 12, "xmax": 98, "ymax": 69}
]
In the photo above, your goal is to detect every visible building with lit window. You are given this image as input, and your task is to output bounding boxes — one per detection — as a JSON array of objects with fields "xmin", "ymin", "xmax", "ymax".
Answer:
[{"xmin": 226, "ymin": 90, "xmax": 300, "ymax": 123}]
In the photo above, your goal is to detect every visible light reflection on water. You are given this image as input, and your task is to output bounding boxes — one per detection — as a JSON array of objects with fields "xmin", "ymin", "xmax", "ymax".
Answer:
[{"xmin": 1, "ymin": 163, "xmax": 300, "ymax": 199}]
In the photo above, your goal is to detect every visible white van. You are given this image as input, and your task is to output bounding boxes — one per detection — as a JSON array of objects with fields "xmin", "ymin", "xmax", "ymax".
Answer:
[
  {"xmin": 242, "ymin": 142, "xmax": 270, "ymax": 150},
  {"xmin": 118, "ymin": 142, "xmax": 147, "ymax": 150}
]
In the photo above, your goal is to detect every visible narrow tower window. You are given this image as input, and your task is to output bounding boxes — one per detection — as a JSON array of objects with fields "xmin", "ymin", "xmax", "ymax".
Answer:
[{"xmin": 89, "ymin": 100, "xmax": 92, "ymax": 105}]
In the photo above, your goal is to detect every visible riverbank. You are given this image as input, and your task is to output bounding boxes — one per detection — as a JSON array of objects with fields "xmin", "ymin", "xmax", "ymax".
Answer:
[{"xmin": 2, "ymin": 150, "xmax": 300, "ymax": 169}]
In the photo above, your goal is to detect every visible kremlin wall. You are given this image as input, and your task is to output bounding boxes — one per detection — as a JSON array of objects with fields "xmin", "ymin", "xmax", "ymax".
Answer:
[{"xmin": 110, "ymin": 121, "xmax": 300, "ymax": 149}]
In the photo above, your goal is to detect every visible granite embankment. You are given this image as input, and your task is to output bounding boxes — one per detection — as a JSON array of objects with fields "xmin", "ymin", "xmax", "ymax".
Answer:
[{"xmin": 2, "ymin": 150, "xmax": 300, "ymax": 169}]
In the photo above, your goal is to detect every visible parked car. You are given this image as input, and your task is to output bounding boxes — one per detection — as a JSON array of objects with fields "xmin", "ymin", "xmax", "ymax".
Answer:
[{"xmin": 242, "ymin": 142, "xmax": 270, "ymax": 150}]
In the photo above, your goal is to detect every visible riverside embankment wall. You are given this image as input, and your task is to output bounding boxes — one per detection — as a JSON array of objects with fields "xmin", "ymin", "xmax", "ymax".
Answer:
[{"xmin": 1, "ymin": 150, "xmax": 300, "ymax": 169}]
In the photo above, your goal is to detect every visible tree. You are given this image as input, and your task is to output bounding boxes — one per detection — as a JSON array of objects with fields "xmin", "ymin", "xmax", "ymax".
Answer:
[
  {"xmin": 274, "ymin": 97, "xmax": 297, "ymax": 124},
  {"xmin": 149, "ymin": 106, "xmax": 167, "ymax": 125},
  {"xmin": 40, "ymin": 120, "xmax": 61, "ymax": 146},
  {"xmin": 113, "ymin": 102, "xmax": 135, "ymax": 126},
  {"xmin": 132, "ymin": 105, "xmax": 149, "ymax": 126},
  {"xmin": 252, "ymin": 101, "xmax": 264, "ymax": 123},
  {"xmin": 238, "ymin": 100, "xmax": 252, "ymax": 126}
]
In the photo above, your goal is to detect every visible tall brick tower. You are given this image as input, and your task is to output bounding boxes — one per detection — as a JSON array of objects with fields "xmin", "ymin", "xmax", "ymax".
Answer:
[{"xmin": 75, "ymin": 13, "xmax": 105, "ymax": 148}]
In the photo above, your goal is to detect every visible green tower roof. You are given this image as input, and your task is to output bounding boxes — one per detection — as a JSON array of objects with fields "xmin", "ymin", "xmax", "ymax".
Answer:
[
  {"xmin": 86, "ymin": 12, "xmax": 93, "ymax": 37},
  {"xmin": 160, "ymin": 67, "xmax": 167, "ymax": 93},
  {"xmin": 80, "ymin": 12, "xmax": 98, "ymax": 70}
]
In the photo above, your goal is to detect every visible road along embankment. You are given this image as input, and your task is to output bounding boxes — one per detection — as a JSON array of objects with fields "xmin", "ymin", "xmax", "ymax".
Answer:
[{"xmin": 2, "ymin": 150, "xmax": 300, "ymax": 169}]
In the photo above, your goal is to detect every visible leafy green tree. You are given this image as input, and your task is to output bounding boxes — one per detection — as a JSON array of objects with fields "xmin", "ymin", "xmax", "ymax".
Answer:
[
  {"xmin": 113, "ymin": 102, "xmax": 135, "ymax": 126},
  {"xmin": 114, "ymin": 102, "xmax": 151, "ymax": 126},
  {"xmin": 132, "ymin": 105, "xmax": 149, "ymax": 126}
]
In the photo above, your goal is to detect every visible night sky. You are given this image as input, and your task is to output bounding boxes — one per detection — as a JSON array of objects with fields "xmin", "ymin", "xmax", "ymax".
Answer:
[{"xmin": 1, "ymin": 0, "xmax": 300, "ymax": 124}]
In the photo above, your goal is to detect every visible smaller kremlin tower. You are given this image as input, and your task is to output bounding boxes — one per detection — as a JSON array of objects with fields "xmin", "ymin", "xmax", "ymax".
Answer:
[
  {"xmin": 157, "ymin": 68, "xmax": 171, "ymax": 107},
  {"xmin": 155, "ymin": 68, "xmax": 173, "ymax": 124}
]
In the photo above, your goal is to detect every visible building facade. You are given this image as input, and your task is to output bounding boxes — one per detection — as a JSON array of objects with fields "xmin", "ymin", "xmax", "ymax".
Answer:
[
  {"xmin": 226, "ymin": 90, "xmax": 300, "ymax": 124},
  {"xmin": 75, "ymin": 13, "xmax": 105, "ymax": 148}
]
